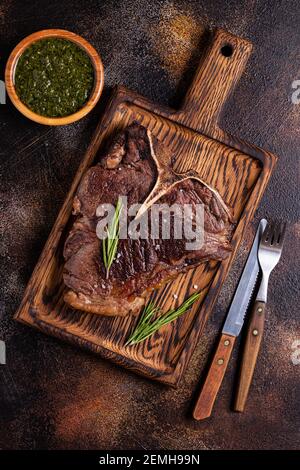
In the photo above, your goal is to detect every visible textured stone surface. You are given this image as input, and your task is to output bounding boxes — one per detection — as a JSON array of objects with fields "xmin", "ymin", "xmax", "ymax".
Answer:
[{"xmin": 0, "ymin": 0, "xmax": 299, "ymax": 450}]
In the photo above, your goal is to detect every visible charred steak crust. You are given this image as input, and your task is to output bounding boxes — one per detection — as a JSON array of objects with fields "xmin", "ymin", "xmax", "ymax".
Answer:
[{"xmin": 63, "ymin": 123, "xmax": 234, "ymax": 317}]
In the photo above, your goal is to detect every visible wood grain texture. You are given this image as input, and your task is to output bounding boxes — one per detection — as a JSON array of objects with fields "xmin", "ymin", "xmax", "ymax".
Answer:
[
  {"xmin": 5, "ymin": 29, "xmax": 104, "ymax": 126},
  {"xmin": 235, "ymin": 300, "xmax": 266, "ymax": 412},
  {"xmin": 14, "ymin": 29, "xmax": 277, "ymax": 386},
  {"xmin": 177, "ymin": 29, "xmax": 253, "ymax": 137},
  {"xmin": 193, "ymin": 333, "xmax": 235, "ymax": 420}
]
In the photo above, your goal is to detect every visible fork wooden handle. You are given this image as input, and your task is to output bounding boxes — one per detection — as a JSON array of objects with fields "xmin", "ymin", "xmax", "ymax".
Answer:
[
  {"xmin": 235, "ymin": 300, "xmax": 266, "ymax": 412},
  {"xmin": 193, "ymin": 333, "xmax": 235, "ymax": 420}
]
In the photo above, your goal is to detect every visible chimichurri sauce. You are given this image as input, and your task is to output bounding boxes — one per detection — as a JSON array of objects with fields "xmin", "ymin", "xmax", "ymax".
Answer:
[{"xmin": 15, "ymin": 38, "xmax": 94, "ymax": 118}]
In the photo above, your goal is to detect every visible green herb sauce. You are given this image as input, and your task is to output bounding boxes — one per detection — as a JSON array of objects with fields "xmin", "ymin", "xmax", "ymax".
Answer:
[{"xmin": 15, "ymin": 38, "xmax": 94, "ymax": 117}]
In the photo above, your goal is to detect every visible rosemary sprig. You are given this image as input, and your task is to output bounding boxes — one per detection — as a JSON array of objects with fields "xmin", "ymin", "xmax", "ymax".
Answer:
[
  {"xmin": 102, "ymin": 197, "xmax": 122, "ymax": 279},
  {"xmin": 126, "ymin": 292, "xmax": 200, "ymax": 345}
]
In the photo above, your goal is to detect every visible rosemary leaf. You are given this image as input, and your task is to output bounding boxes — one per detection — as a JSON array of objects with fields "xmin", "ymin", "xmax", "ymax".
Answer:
[
  {"xmin": 125, "ymin": 301, "xmax": 159, "ymax": 345},
  {"xmin": 126, "ymin": 292, "xmax": 200, "ymax": 345},
  {"xmin": 102, "ymin": 197, "xmax": 122, "ymax": 279}
]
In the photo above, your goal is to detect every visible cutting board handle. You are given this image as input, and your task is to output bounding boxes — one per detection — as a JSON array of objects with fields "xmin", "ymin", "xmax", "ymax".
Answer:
[{"xmin": 178, "ymin": 29, "xmax": 253, "ymax": 135}]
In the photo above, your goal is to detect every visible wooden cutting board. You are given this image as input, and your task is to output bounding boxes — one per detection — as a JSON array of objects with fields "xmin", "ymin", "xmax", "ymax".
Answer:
[{"xmin": 15, "ymin": 29, "xmax": 277, "ymax": 386}]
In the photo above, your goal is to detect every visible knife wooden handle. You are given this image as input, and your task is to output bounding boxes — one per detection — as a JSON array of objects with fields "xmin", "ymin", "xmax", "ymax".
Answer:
[
  {"xmin": 193, "ymin": 333, "xmax": 235, "ymax": 420},
  {"xmin": 234, "ymin": 300, "xmax": 266, "ymax": 412}
]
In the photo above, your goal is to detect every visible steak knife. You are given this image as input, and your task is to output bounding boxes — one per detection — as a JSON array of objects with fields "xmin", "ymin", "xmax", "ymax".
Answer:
[{"xmin": 193, "ymin": 219, "xmax": 267, "ymax": 420}]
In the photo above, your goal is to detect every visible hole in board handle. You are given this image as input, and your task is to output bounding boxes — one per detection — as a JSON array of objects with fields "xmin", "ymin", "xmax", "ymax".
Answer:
[{"xmin": 220, "ymin": 44, "xmax": 233, "ymax": 57}]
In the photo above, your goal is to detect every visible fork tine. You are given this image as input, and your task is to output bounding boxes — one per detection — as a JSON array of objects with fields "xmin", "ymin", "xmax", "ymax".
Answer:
[
  {"xmin": 277, "ymin": 222, "xmax": 287, "ymax": 246},
  {"xmin": 262, "ymin": 220, "xmax": 274, "ymax": 243},
  {"xmin": 272, "ymin": 221, "xmax": 282, "ymax": 246}
]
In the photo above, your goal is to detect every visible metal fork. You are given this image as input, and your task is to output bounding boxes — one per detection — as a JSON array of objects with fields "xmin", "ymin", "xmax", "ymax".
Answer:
[{"xmin": 235, "ymin": 220, "xmax": 286, "ymax": 412}]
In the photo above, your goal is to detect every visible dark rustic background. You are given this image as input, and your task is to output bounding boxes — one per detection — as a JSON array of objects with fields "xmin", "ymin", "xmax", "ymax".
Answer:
[{"xmin": 0, "ymin": 0, "xmax": 299, "ymax": 450}]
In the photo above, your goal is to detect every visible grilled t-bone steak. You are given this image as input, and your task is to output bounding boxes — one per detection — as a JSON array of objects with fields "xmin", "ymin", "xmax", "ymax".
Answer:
[{"xmin": 63, "ymin": 123, "xmax": 234, "ymax": 316}]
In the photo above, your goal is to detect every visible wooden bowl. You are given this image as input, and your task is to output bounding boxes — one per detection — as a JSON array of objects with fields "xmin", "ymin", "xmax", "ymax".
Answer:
[{"xmin": 5, "ymin": 29, "xmax": 104, "ymax": 125}]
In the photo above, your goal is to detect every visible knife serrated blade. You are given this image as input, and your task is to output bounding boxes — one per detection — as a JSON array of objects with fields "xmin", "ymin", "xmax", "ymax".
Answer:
[{"xmin": 222, "ymin": 219, "xmax": 267, "ymax": 337}]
